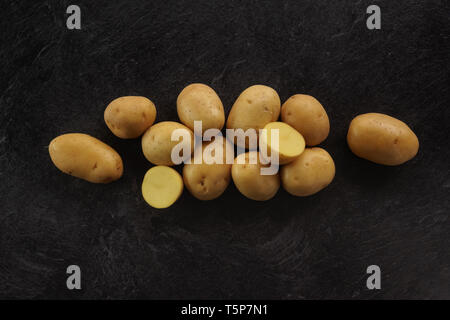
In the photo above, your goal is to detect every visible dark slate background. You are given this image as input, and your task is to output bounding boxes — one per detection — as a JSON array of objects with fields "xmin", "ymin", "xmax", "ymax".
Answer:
[{"xmin": 0, "ymin": 0, "xmax": 449, "ymax": 299}]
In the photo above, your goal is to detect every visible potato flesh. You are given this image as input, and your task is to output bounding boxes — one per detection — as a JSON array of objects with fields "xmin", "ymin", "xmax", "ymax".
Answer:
[
  {"xmin": 142, "ymin": 166, "xmax": 183, "ymax": 209},
  {"xmin": 260, "ymin": 122, "xmax": 305, "ymax": 164},
  {"xmin": 49, "ymin": 133, "xmax": 123, "ymax": 183}
]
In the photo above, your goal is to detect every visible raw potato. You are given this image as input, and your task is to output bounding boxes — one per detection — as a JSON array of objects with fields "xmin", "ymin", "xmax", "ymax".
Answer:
[
  {"xmin": 226, "ymin": 85, "xmax": 281, "ymax": 148},
  {"xmin": 49, "ymin": 133, "xmax": 123, "ymax": 183},
  {"xmin": 281, "ymin": 147, "xmax": 335, "ymax": 196},
  {"xmin": 347, "ymin": 113, "xmax": 419, "ymax": 165},
  {"xmin": 141, "ymin": 121, "xmax": 194, "ymax": 166},
  {"xmin": 259, "ymin": 122, "xmax": 305, "ymax": 165},
  {"xmin": 104, "ymin": 96, "xmax": 156, "ymax": 139},
  {"xmin": 281, "ymin": 94, "xmax": 330, "ymax": 146},
  {"xmin": 183, "ymin": 138, "xmax": 233, "ymax": 200},
  {"xmin": 142, "ymin": 166, "xmax": 183, "ymax": 209},
  {"xmin": 231, "ymin": 151, "xmax": 280, "ymax": 201},
  {"xmin": 177, "ymin": 83, "xmax": 225, "ymax": 133}
]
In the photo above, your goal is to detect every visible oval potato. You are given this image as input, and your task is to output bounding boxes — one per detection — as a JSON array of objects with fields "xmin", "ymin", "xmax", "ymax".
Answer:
[
  {"xmin": 49, "ymin": 133, "xmax": 123, "ymax": 183},
  {"xmin": 231, "ymin": 151, "xmax": 280, "ymax": 201},
  {"xmin": 183, "ymin": 138, "xmax": 233, "ymax": 200},
  {"xmin": 281, "ymin": 147, "xmax": 335, "ymax": 196},
  {"xmin": 141, "ymin": 121, "xmax": 194, "ymax": 166},
  {"xmin": 177, "ymin": 83, "xmax": 225, "ymax": 133},
  {"xmin": 226, "ymin": 85, "xmax": 281, "ymax": 148},
  {"xmin": 347, "ymin": 113, "xmax": 419, "ymax": 165},
  {"xmin": 281, "ymin": 94, "xmax": 330, "ymax": 146},
  {"xmin": 104, "ymin": 96, "xmax": 156, "ymax": 139}
]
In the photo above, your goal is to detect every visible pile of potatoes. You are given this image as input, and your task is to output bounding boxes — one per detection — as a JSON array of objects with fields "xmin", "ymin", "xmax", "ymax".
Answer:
[{"xmin": 49, "ymin": 84, "xmax": 419, "ymax": 209}]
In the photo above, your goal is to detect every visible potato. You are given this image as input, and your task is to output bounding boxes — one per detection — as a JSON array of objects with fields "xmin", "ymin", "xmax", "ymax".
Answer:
[
  {"xmin": 231, "ymin": 151, "xmax": 280, "ymax": 201},
  {"xmin": 226, "ymin": 85, "xmax": 281, "ymax": 148},
  {"xmin": 141, "ymin": 121, "xmax": 194, "ymax": 166},
  {"xmin": 183, "ymin": 138, "xmax": 233, "ymax": 200},
  {"xmin": 49, "ymin": 133, "xmax": 123, "ymax": 183},
  {"xmin": 177, "ymin": 83, "xmax": 225, "ymax": 133},
  {"xmin": 142, "ymin": 166, "xmax": 183, "ymax": 209},
  {"xmin": 104, "ymin": 96, "xmax": 156, "ymax": 139},
  {"xmin": 259, "ymin": 122, "xmax": 305, "ymax": 164},
  {"xmin": 347, "ymin": 113, "xmax": 419, "ymax": 165},
  {"xmin": 281, "ymin": 147, "xmax": 335, "ymax": 196},
  {"xmin": 281, "ymin": 94, "xmax": 330, "ymax": 146}
]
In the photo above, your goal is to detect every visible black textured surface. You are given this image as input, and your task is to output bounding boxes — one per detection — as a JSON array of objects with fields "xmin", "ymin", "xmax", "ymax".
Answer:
[{"xmin": 1, "ymin": 0, "xmax": 449, "ymax": 299}]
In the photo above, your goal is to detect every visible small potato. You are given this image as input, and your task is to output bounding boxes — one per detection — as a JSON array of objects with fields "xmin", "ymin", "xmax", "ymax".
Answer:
[
  {"xmin": 259, "ymin": 122, "xmax": 305, "ymax": 164},
  {"xmin": 231, "ymin": 151, "xmax": 280, "ymax": 201},
  {"xmin": 49, "ymin": 133, "xmax": 123, "ymax": 183},
  {"xmin": 183, "ymin": 138, "xmax": 233, "ymax": 200},
  {"xmin": 104, "ymin": 96, "xmax": 156, "ymax": 139},
  {"xmin": 281, "ymin": 94, "xmax": 330, "ymax": 146},
  {"xmin": 141, "ymin": 121, "xmax": 194, "ymax": 166},
  {"xmin": 347, "ymin": 113, "xmax": 419, "ymax": 165},
  {"xmin": 226, "ymin": 85, "xmax": 281, "ymax": 148},
  {"xmin": 177, "ymin": 83, "xmax": 225, "ymax": 133},
  {"xmin": 281, "ymin": 147, "xmax": 335, "ymax": 196},
  {"xmin": 142, "ymin": 166, "xmax": 183, "ymax": 209}
]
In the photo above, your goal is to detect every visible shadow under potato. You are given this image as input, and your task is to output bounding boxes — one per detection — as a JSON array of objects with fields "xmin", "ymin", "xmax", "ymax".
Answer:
[{"xmin": 339, "ymin": 143, "xmax": 409, "ymax": 193}]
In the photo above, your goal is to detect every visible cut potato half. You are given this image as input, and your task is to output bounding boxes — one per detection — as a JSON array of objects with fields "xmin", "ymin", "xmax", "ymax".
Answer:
[
  {"xmin": 260, "ymin": 122, "xmax": 305, "ymax": 165},
  {"xmin": 142, "ymin": 166, "xmax": 183, "ymax": 209}
]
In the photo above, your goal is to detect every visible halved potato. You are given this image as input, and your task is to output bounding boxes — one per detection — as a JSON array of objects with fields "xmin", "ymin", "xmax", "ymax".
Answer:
[
  {"xmin": 141, "ymin": 166, "xmax": 183, "ymax": 209},
  {"xmin": 259, "ymin": 122, "xmax": 305, "ymax": 164}
]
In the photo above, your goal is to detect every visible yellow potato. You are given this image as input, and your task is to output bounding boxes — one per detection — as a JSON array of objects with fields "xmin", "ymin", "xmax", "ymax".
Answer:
[
  {"xmin": 142, "ymin": 166, "xmax": 183, "ymax": 209},
  {"xmin": 141, "ymin": 121, "xmax": 194, "ymax": 166},
  {"xmin": 231, "ymin": 151, "xmax": 280, "ymax": 201},
  {"xmin": 183, "ymin": 138, "xmax": 233, "ymax": 200},
  {"xmin": 49, "ymin": 133, "xmax": 123, "ymax": 183},
  {"xmin": 226, "ymin": 85, "xmax": 281, "ymax": 148},
  {"xmin": 281, "ymin": 147, "xmax": 335, "ymax": 196},
  {"xmin": 104, "ymin": 96, "xmax": 156, "ymax": 139},
  {"xmin": 259, "ymin": 122, "xmax": 305, "ymax": 164},
  {"xmin": 347, "ymin": 113, "xmax": 419, "ymax": 165},
  {"xmin": 177, "ymin": 83, "xmax": 225, "ymax": 133},
  {"xmin": 281, "ymin": 94, "xmax": 330, "ymax": 146}
]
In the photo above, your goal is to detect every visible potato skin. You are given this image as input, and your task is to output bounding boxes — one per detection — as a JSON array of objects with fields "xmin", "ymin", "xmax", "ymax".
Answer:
[
  {"xmin": 49, "ymin": 133, "xmax": 123, "ymax": 183},
  {"xmin": 182, "ymin": 139, "xmax": 233, "ymax": 200},
  {"xmin": 231, "ymin": 151, "xmax": 280, "ymax": 201},
  {"xmin": 177, "ymin": 83, "xmax": 225, "ymax": 133},
  {"xmin": 104, "ymin": 96, "xmax": 156, "ymax": 139},
  {"xmin": 281, "ymin": 94, "xmax": 329, "ymax": 146},
  {"xmin": 141, "ymin": 121, "xmax": 194, "ymax": 166},
  {"xmin": 226, "ymin": 85, "xmax": 281, "ymax": 147},
  {"xmin": 347, "ymin": 113, "xmax": 419, "ymax": 165},
  {"xmin": 281, "ymin": 148, "xmax": 335, "ymax": 196},
  {"xmin": 183, "ymin": 163, "xmax": 231, "ymax": 200}
]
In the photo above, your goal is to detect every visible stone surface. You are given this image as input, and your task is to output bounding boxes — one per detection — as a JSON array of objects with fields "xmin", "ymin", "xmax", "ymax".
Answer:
[{"xmin": 0, "ymin": 0, "xmax": 449, "ymax": 299}]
